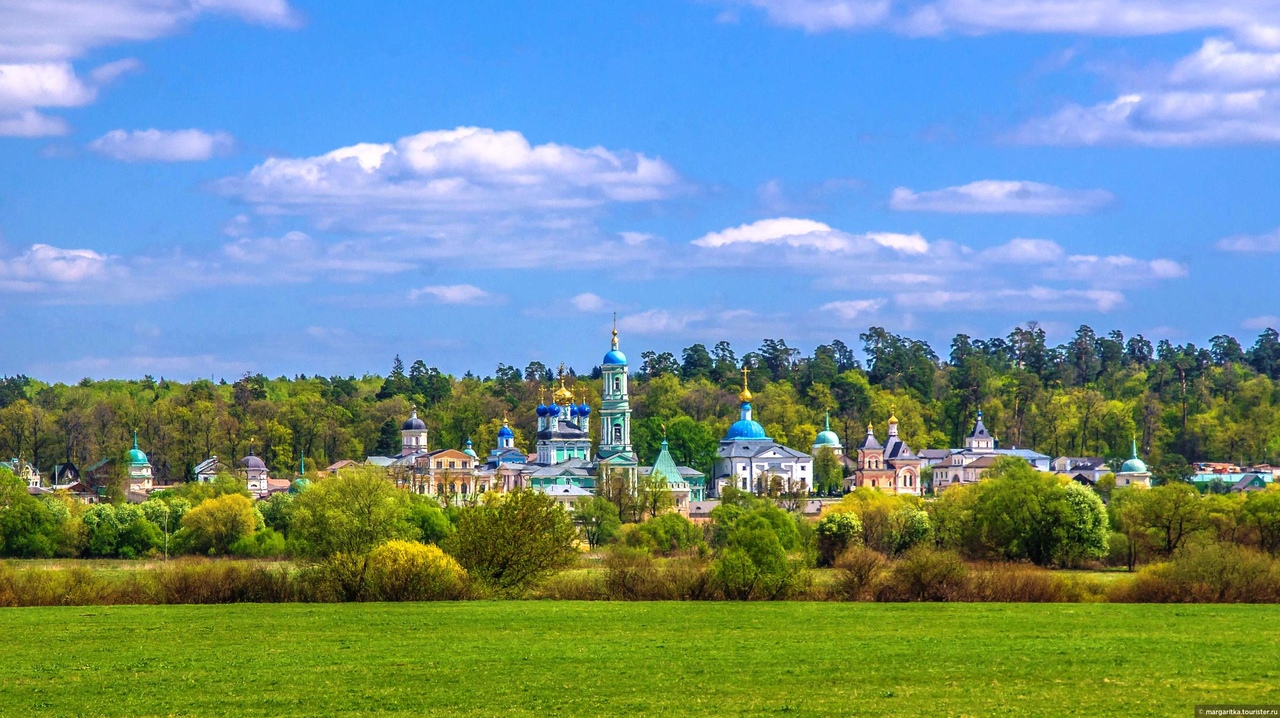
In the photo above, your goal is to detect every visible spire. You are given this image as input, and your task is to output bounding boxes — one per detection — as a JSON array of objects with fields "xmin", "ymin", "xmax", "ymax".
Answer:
[
  {"xmin": 611, "ymin": 312, "xmax": 619, "ymax": 351},
  {"xmin": 739, "ymin": 365, "xmax": 753, "ymax": 403},
  {"xmin": 1131, "ymin": 435, "xmax": 1140, "ymax": 460},
  {"xmin": 824, "ymin": 411, "xmax": 831, "ymax": 432},
  {"xmin": 132, "ymin": 429, "xmax": 139, "ymax": 451}
]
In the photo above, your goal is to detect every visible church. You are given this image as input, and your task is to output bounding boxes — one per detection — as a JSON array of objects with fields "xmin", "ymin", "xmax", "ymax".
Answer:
[
  {"xmin": 842, "ymin": 411, "xmax": 923, "ymax": 496},
  {"xmin": 711, "ymin": 367, "xmax": 812, "ymax": 497}
]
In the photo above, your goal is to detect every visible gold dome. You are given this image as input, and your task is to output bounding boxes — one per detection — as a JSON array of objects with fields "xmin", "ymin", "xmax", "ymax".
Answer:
[
  {"xmin": 888, "ymin": 406, "xmax": 898, "ymax": 425},
  {"xmin": 739, "ymin": 365, "xmax": 753, "ymax": 403},
  {"xmin": 554, "ymin": 376, "xmax": 574, "ymax": 405}
]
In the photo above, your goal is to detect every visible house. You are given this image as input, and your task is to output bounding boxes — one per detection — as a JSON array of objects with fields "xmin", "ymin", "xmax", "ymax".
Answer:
[
  {"xmin": 535, "ymin": 483, "xmax": 593, "ymax": 509},
  {"xmin": 929, "ymin": 411, "xmax": 1051, "ymax": 492},
  {"xmin": 712, "ymin": 368, "xmax": 812, "ymax": 496},
  {"xmin": 193, "ymin": 456, "xmax": 232, "ymax": 482},
  {"xmin": 1052, "ymin": 457, "xmax": 1112, "ymax": 486}
]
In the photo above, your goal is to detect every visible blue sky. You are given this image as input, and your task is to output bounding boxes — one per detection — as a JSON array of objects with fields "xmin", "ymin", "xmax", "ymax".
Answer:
[{"xmin": 3, "ymin": 0, "xmax": 1280, "ymax": 381}]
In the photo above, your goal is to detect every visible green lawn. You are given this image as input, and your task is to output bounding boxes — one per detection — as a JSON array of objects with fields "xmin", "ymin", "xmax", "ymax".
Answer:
[{"xmin": 1, "ymin": 602, "xmax": 1276, "ymax": 716}]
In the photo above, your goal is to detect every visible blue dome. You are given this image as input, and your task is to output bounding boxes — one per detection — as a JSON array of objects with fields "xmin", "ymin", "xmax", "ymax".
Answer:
[
  {"xmin": 536, "ymin": 404, "xmax": 548, "ymax": 417},
  {"xmin": 548, "ymin": 404, "xmax": 561, "ymax": 417},
  {"xmin": 569, "ymin": 404, "xmax": 580, "ymax": 417},
  {"xmin": 578, "ymin": 404, "xmax": 591, "ymax": 415},
  {"xmin": 726, "ymin": 419, "xmax": 768, "ymax": 440},
  {"xmin": 603, "ymin": 349, "xmax": 627, "ymax": 365},
  {"xmin": 497, "ymin": 424, "xmax": 514, "ymax": 439}
]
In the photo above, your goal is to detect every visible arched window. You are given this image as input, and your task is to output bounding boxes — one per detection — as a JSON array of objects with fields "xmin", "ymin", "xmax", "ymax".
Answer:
[
  {"xmin": 613, "ymin": 376, "xmax": 621, "ymax": 394},
  {"xmin": 613, "ymin": 424, "xmax": 623, "ymax": 444}
]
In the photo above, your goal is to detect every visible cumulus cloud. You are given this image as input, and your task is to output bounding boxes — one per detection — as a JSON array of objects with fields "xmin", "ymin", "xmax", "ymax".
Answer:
[
  {"xmin": 216, "ymin": 127, "xmax": 683, "ymax": 244},
  {"xmin": 407, "ymin": 284, "xmax": 498, "ymax": 305},
  {"xmin": 617, "ymin": 309, "xmax": 706, "ymax": 335},
  {"xmin": 0, "ymin": 243, "xmax": 117, "ymax": 292},
  {"xmin": 88, "ymin": 128, "xmax": 235, "ymax": 162},
  {"xmin": 980, "ymin": 238, "xmax": 1066, "ymax": 263},
  {"xmin": 0, "ymin": 1, "xmax": 297, "ymax": 135},
  {"xmin": 889, "ymin": 180, "xmax": 1114, "ymax": 215},
  {"xmin": 571, "ymin": 292, "xmax": 610, "ymax": 312},
  {"xmin": 1013, "ymin": 34, "xmax": 1280, "ymax": 146},
  {"xmin": 692, "ymin": 217, "xmax": 927, "ymax": 254},
  {"xmin": 821, "ymin": 299, "xmax": 886, "ymax": 321},
  {"xmin": 720, "ymin": 0, "xmax": 1280, "ymax": 36},
  {"xmin": 1217, "ymin": 227, "xmax": 1280, "ymax": 252}
]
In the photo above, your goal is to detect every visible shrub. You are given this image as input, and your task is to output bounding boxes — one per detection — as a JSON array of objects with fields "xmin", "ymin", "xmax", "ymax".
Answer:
[
  {"xmin": 604, "ymin": 546, "xmax": 661, "ymax": 600},
  {"xmin": 443, "ymin": 489, "xmax": 579, "ymax": 594},
  {"xmin": 366, "ymin": 540, "xmax": 467, "ymax": 601},
  {"xmin": 179, "ymin": 494, "xmax": 257, "ymax": 555},
  {"xmin": 711, "ymin": 520, "xmax": 807, "ymax": 600},
  {"xmin": 816, "ymin": 513, "xmax": 862, "ymax": 568},
  {"xmin": 1117, "ymin": 544, "xmax": 1280, "ymax": 603},
  {"xmin": 878, "ymin": 548, "xmax": 967, "ymax": 601},
  {"xmin": 832, "ymin": 545, "xmax": 886, "ymax": 601},
  {"xmin": 149, "ymin": 559, "xmax": 295, "ymax": 604},
  {"xmin": 960, "ymin": 564, "xmax": 1071, "ymax": 603},
  {"xmin": 624, "ymin": 512, "xmax": 705, "ymax": 556},
  {"xmin": 230, "ymin": 528, "xmax": 288, "ymax": 558}
]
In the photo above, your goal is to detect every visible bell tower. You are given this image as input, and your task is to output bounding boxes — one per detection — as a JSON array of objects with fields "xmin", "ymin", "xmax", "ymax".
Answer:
[{"xmin": 597, "ymin": 317, "xmax": 635, "ymax": 464}]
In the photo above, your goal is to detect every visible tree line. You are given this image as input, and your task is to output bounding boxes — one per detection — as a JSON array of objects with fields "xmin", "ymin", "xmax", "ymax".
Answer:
[{"xmin": 4, "ymin": 324, "xmax": 1280, "ymax": 487}]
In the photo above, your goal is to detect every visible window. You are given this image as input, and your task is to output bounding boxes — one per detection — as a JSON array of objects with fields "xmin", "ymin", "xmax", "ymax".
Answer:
[
  {"xmin": 613, "ymin": 376, "xmax": 621, "ymax": 394},
  {"xmin": 613, "ymin": 425, "xmax": 623, "ymax": 444},
  {"xmin": 449, "ymin": 460, "xmax": 456, "ymax": 469}
]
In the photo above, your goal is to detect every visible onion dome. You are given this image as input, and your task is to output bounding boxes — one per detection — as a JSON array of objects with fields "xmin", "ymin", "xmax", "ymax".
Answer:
[
  {"xmin": 577, "ymin": 403, "xmax": 591, "ymax": 416},
  {"xmin": 814, "ymin": 413, "xmax": 840, "ymax": 447},
  {"xmin": 497, "ymin": 420, "xmax": 515, "ymax": 439},
  {"xmin": 536, "ymin": 404, "xmax": 549, "ymax": 417},
  {"xmin": 463, "ymin": 438, "xmax": 478, "ymax": 459},
  {"xmin": 126, "ymin": 431, "xmax": 149, "ymax": 465},
  {"xmin": 726, "ymin": 418, "xmax": 768, "ymax": 440},
  {"xmin": 402, "ymin": 408, "xmax": 426, "ymax": 431},
  {"xmin": 240, "ymin": 454, "xmax": 267, "ymax": 470},
  {"xmin": 569, "ymin": 404, "xmax": 580, "ymax": 417},
  {"xmin": 1120, "ymin": 437, "xmax": 1148, "ymax": 474},
  {"xmin": 739, "ymin": 365, "xmax": 753, "ymax": 403},
  {"xmin": 553, "ymin": 375, "xmax": 574, "ymax": 405},
  {"xmin": 603, "ymin": 325, "xmax": 627, "ymax": 365},
  {"xmin": 547, "ymin": 403, "xmax": 561, "ymax": 417}
]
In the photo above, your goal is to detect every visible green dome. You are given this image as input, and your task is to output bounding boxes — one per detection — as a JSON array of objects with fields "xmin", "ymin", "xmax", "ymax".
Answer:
[
  {"xmin": 814, "ymin": 430, "xmax": 841, "ymax": 446},
  {"xmin": 126, "ymin": 431, "xmax": 149, "ymax": 465},
  {"xmin": 1120, "ymin": 457, "xmax": 1148, "ymax": 474},
  {"xmin": 1119, "ymin": 437, "xmax": 1147, "ymax": 474},
  {"xmin": 813, "ymin": 412, "xmax": 841, "ymax": 447}
]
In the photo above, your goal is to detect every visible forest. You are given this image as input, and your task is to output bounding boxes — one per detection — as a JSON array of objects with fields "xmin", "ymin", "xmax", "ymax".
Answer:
[{"xmin": 3, "ymin": 322, "xmax": 1280, "ymax": 488}]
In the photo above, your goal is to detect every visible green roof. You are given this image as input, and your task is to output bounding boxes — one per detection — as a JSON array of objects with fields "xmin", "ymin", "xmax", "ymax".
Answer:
[{"xmin": 650, "ymin": 439, "xmax": 684, "ymax": 487}]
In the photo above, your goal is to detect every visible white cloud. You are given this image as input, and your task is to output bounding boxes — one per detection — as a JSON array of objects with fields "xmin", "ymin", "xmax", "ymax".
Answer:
[
  {"xmin": 571, "ymin": 292, "xmax": 609, "ymax": 312},
  {"xmin": 896, "ymin": 286, "xmax": 1127, "ymax": 312},
  {"xmin": 0, "ymin": 1, "xmax": 296, "ymax": 135},
  {"xmin": 0, "ymin": 243, "xmax": 114, "ymax": 291},
  {"xmin": 721, "ymin": 0, "xmax": 1280, "ymax": 36},
  {"xmin": 217, "ymin": 127, "xmax": 683, "ymax": 242},
  {"xmin": 980, "ymin": 238, "xmax": 1066, "ymax": 263},
  {"xmin": 220, "ymin": 231, "xmax": 406, "ymax": 279},
  {"xmin": 1061, "ymin": 253, "xmax": 1189, "ymax": 280},
  {"xmin": 407, "ymin": 284, "xmax": 497, "ymax": 305},
  {"xmin": 821, "ymin": 299, "xmax": 886, "ymax": 321},
  {"xmin": 0, "ymin": 1, "xmax": 299, "ymax": 62},
  {"xmin": 618, "ymin": 309, "xmax": 705, "ymax": 335},
  {"xmin": 88, "ymin": 128, "xmax": 235, "ymax": 162},
  {"xmin": 889, "ymin": 180, "xmax": 1114, "ymax": 214},
  {"xmin": 692, "ymin": 217, "xmax": 927, "ymax": 254},
  {"xmin": 1217, "ymin": 227, "xmax": 1280, "ymax": 252},
  {"xmin": 1243, "ymin": 315, "xmax": 1280, "ymax": 330}
]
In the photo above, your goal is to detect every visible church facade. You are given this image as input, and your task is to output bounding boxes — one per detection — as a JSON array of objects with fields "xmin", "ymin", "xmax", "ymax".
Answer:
[{"xmin": 711, "ymin": 368, "xmax": 812, "ymax": 497}]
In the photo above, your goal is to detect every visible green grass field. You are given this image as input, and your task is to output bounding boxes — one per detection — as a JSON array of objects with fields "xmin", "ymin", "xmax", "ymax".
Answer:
[{"xmin": 1, "ymin": 602, "xmax": 1276, "ymax": 716}]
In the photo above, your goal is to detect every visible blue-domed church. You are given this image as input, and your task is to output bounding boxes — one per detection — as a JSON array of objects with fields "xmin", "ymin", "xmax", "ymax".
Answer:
[{"xmin": 711, "ymin": 367, "xmax": 813, "ymax": 497}]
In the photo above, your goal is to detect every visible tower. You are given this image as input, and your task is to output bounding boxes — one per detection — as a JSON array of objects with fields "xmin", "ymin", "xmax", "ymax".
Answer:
[
  {"xmin": 965, "ymin": 409, "xmax": 995, "ymax": 452},
  {"xmin": 597, "ymin": 319, "xmax": 635, "ymax": 463},
  {"xmin": 126, "ymin": 430, "xmax": 152, "ymax": 486},
  {"xmin": 401, "ymin": 407, "xmax": 428, "ymax": 454}
]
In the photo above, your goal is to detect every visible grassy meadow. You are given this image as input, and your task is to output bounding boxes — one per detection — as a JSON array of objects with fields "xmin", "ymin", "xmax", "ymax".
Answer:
[{"xmin": 1, "ymin": 602, "xmax": 1276, "ymax": 716}]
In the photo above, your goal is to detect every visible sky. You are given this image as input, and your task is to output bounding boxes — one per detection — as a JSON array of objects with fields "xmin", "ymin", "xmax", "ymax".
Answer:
[{"xmin": 3, "ymin": 0, "xmax": 1280, "ymax": 382}]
